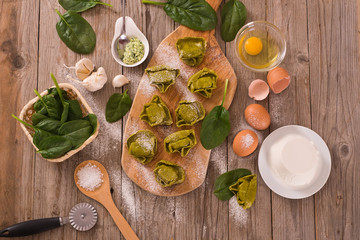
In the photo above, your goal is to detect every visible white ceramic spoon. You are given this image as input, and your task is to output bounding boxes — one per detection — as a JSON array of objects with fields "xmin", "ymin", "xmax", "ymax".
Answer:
[{"xmin": 111, "ymin": 17, "xmax": 149, "ymax": 67}]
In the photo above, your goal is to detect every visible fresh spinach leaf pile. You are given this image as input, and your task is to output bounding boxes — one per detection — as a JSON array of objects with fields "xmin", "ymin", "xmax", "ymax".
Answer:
[
  {"xmin": 200, "ymin": 79, "xmax": 231, "ymax": 149},
  {"xmin": 142, "ymin": 0, "xmax": 217, "ymax": 31},
  {"xmin": 55, "ymin": 0, "xmax": 112, "ymax": 54},
  {"xmin": 12, "ymin": 73, "xmax": 98, "ymax": 159}
]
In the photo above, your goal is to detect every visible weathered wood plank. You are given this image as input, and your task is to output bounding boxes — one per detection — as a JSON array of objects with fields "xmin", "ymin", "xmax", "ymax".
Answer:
[
  {"xmin": 0, "ymin": 0, "xmax": 39, "ymax": 239},
  {"xmin": 308, "ymin": 0, "xmax": 360, "ymax": 239},
  {"xmin": 32, "ymin": 1, "xmax": 78, "ymax": 239},
  {"xmin": 267, "ymin": 0, "xmax": 315, "ymax": 239},
  {"xmin": 226, "ymin": 0, "xmax": 272, "ymax": 239}
]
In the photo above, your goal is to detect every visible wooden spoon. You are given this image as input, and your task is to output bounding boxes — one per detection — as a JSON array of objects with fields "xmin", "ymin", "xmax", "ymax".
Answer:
[{"xmin": 74, "ymin": 160, "xmax": 139, "ymax": 240}]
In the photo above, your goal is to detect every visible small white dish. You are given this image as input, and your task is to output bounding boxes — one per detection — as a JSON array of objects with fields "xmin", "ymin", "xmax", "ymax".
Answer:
[
  {"xmin": 258, "ymin": 125, "xmax": 331, "ymax": 199},
  {"xmin": 111, "ymin": 16, "xmax": 149, "ymax": 67}
]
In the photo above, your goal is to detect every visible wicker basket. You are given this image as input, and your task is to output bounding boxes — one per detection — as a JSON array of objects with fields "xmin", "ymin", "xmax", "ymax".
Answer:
[{"xmin": 18, "ymin": 83, "xmax": 99, "ymax": 162}]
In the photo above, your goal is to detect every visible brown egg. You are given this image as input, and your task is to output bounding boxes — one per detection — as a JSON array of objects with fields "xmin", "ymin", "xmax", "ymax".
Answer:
[
  {"xmin": 267, "ymin": 67, "xmax": 290, "ymax": 94},
  {"xmin": 233, "ymin": 129, "xmax": 259, "ymax": 157},
  {"xmin": 244, "ymin": 104, "xmax": 271, "ymax": 130}
]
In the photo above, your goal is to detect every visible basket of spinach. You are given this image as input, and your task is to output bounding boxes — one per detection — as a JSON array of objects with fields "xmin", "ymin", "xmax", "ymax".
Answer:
[{"xmin": 12, "ymin": 73, "xmax": 99, "ymax": 162}]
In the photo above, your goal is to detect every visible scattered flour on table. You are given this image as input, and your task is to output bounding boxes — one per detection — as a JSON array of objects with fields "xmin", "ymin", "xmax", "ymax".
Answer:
[
  {"xmin": 210, "ymin": 147, "xmax": 227, "ymax": 174},
  {"xmin": 229, "ymin": 197, "xmax": 249, "ymax": 225},
  {"xmin": 121, "ymin": 174, "xmax": 137, "ymax": 219}
]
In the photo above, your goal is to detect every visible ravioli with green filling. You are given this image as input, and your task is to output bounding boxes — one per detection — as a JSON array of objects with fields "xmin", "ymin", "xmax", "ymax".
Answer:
[
  {"xmin": 154, "ymin": 160, "xmax": 185, "ymax": 187},
  {"xmin": 164, "ymin": 129, "xmax": 196, "ymax": 157},
  {"xmin": 140, "ymin": 95, "xmax": 173, "ymax": 127},
  {"xmin": 126, "ymin": 130, "xmax": 157, "ymax": 165},
  {"xmin": 145, "ymin": 65, "xmax": 180, "ymax": 93},
  {"xmin": 176, "ymin": 37, "xmax": 206, "ymax": 66},
  {"xmin": 187, "ymin": 67, "xmax": 218, "ymax": 98},
  {"xmin": 229, "ymin": 174, "xmax": 257, "ymax": 209},
  {"xmin": 175, "ymin": 100, "xmax": 205, "ymax": 127}
]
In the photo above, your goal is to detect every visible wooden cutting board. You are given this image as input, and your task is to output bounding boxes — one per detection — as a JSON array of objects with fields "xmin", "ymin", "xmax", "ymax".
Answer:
[{"xmin": 121, "ymin": 0, "xmax": 237, "ymax": 197}]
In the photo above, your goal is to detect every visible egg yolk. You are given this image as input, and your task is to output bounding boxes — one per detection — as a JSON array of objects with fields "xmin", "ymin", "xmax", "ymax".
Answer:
[{"xmin": 244, "ymin": 37, "xmax": 263, "ymax": 56}]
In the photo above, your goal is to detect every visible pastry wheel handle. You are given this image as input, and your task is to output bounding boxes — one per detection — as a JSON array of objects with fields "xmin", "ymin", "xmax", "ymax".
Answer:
[
  {"xmin": 103, "ymin": 199, "xmax": 139, "ymax": 240},
  {"xmin": 0, "ymin": 217, "xmax": 62, "ymax": 237}
]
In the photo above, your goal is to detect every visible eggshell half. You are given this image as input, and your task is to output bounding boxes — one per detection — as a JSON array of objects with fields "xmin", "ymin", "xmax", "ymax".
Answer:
[
  {"xmin": 245, "ymin": 104, "xmax": 271, "ymax": 130},
  {"xmin": 248, "ymin": 79, "xmax": 270, "ymax": 101},
  {"xmin": 233, "ymin": 129, "xmax": 259, "ymax": 157},
  {"xmin": 267, "ymin": 67, "xmax": 291, "ymax": 94}
]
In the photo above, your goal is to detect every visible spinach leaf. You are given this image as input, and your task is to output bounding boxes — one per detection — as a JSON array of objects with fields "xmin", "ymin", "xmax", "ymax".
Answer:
[
  {"xmin": 142, "ymin": 0, "xmax": 217, "ymax": 31},
  {"xmin": 220, "ymin": 0, "xmax": 247, "ymax": 42},
  {"xmin": 55, "ymin": 10, "xmax": 96, "ymax": 54},
  {"xmin": 200, "ymin": 79, "xmax": 231, "ymax": 150},
  {"xmin": 59, "ymin": 0, "xmax": 113, "ymax": 12},
  {"xmin": 51, "ymin": 73, "xmax": 69, "ymax": 123},
  {"xmin": 34, "ymin": 90, "xmax": 62, "ymax": 120},
  {"xmin": 84, "ymin": 113, "xmax": 98, "ymax": 134},
  {"xmin": 37, "ymin": 136, "xmax": 73, "ymax": 159},
  {"xmin": 61, "ymin": 101, "xmax": 70, "ymax": 124},
  {"xmin": 34, "ymin": 119, "xmax": 62, "ymax": 134},
  {"xmin": 67, "ymin": 99, "xmax": 83, "ymax": 120},
  {"xmin": 31, "ymin": 113, "xmax": 48, "ymax": 126},
  {"xmin": 33, "ymin": 129, "xmax": 55, "ymax": 149},
  {"xmin": 58, "ymin": 120, "xmax": 93, "ymax": 148},
  {"xmin": 34, "ymin": 100, "xmax": 48, "ymax": 115},
  {"xmin": 214, "ymin": 168, "xmax": 252, "ymax": 200},
  {"xmin": 105, "ymin": 90, "xmax": 132, "ymax": 123}
]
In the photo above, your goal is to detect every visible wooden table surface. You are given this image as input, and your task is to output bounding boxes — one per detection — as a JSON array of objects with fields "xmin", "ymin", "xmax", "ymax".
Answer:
[{"xmin": 1, "ymin": 0, "xmax": 359, "ymax": 239}]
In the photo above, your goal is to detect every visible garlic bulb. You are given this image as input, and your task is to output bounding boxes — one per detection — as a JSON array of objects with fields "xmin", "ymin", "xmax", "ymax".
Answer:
[
  {"xmin": 112, "ymin": 74, "xmax": 130, "ymax": 88},
  {"xmin": 64, "ymin": 58, "xmax": 95, "ymax": 80},
  {"xmin": 81, "ymin": 67, "xmax": 107, "ymax": 92}
]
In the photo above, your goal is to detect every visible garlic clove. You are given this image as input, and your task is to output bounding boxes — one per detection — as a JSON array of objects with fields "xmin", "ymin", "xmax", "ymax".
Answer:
[
  {"xmin": 81, "ymin": 67, "xmax": 108, "ymax": 92},
  {"xmin": 75, "ymin": 58, "xmax": 95, "ymax": 80},
  {"xmin": 112, "ymin": 74, "xmax": 130, "ymax": 88}
]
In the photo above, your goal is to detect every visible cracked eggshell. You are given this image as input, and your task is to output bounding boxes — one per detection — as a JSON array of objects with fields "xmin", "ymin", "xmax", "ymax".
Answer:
[
  {"xmin": 82, "ymin": 67, "xmax": 107, "ymax": 92},
  {"xmin": 248, "ymin": 79, "xmax": 269, "ymax": 101},
  {"xmin": 75, "ymin": 58, "xmax": 95, "ymax": 80},
  {"xmin": 267, "ymin": 67, "xmax": 290, "ymax": 94},
  {"xmin": 112, "ymin": 74, "xmax": 130, "ymax": 88}
]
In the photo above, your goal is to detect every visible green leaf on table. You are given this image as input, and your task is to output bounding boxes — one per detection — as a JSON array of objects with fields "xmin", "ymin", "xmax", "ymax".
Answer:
[
  {"xmin": 142, "ymin": 0, "xmax": 217, "ymax": 31},
  {"xmin": 59, "ymin": 0, "xmax": 113, "ymax": 13},
  {"xmin": 37, "ymin": 136, "xmax": 73, "ymax": 159},
  {"xmin": 221, "ymin": 0, "xmax": 247, "ymax": 42},
  {"xmin": 55, "ymin": 10, "xmax": 96, "ymax": 54},
  {"xmin": 105, "ymin": 90, "xmax": 132, "ymax": 123},
  {"xmin": 214, "ymin": 168, "xmax": 252, "ymax": 201},
  {"xmin": 200, "ymin": 79, "xmax": 231, "ymax": 150}
]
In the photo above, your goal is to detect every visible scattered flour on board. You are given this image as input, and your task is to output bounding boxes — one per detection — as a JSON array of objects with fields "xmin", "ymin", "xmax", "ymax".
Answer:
[{"xmin": 229, "ymin": 197, "xmax": 249, "ymax": 225}]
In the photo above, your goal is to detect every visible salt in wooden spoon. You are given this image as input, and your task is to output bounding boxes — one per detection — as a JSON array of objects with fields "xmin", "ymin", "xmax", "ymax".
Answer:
[{"xmin": 74, "ymin": 160, "xmax": 139, "ymax": 240}]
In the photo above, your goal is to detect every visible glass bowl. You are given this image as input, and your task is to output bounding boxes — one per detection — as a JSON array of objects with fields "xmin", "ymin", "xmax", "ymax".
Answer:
[{"xmin": 235, "ymin": 21, "xmax": 286, "ymax": 72}]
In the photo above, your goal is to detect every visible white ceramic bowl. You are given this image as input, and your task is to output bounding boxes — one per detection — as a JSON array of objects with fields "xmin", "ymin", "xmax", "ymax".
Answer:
[
  {"xmin": 111, "ymin": 17, "xmax": 149, "ymax": 67},
  {"xmin": 258, "ymin": 125, "xmax": 331, "ymax": 199}
]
